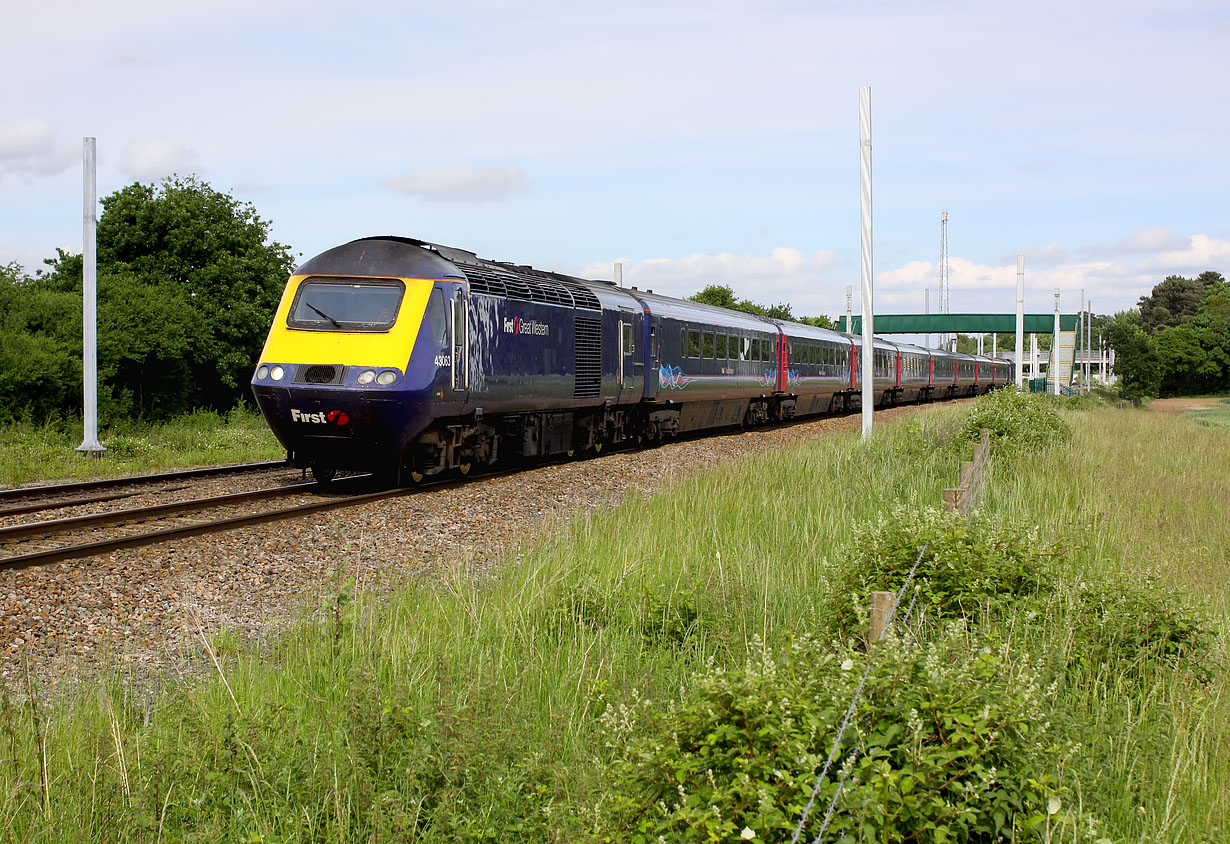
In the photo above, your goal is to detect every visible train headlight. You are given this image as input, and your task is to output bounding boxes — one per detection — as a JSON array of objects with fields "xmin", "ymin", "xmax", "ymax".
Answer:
[
  {"xmin": 256, "ymin": 365, "xmax": 269, "ymax": 380},
  {"xmin": 357, "ymin": 369, "xmax": 376, "ymax": 385},
  {"xmin": 376, "ymin": 370, "xmax": 398, "ymax": 386},
  {"xmin": 270, "ymin": 365, "xmax": 285, "ymax": 381}
]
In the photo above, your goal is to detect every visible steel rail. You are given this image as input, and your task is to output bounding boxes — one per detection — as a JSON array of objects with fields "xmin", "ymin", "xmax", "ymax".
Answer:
[
  {"xmin": 0, "ymin": 468, "xmax": 520, "ymax": 572},
  {"xmin": 0, "ymin": 459, "xmax": 291, "ymax": 503},
  {"xmin": 0, "ymin": 480, "xmax": 326, "ymax": 541},
  {"xmin": 0, "ymin": 486, "xmax": 409, "ymax": 571}
]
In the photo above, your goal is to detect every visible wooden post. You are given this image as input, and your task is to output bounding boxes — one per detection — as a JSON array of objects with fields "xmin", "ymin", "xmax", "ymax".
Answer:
[{"xmin": 869, "ymin": 590, "xmax": 895, "ymax": 650}]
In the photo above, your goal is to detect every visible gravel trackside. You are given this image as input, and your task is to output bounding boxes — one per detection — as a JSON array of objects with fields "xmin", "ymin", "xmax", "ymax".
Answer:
[{"xmin": 2, "ymin": 403, "xmax": 961, "ymax": 691}]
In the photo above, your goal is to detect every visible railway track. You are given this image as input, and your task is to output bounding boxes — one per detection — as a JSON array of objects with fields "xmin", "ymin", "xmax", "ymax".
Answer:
[
  {"xmin": 0, "ymin": 474, "xmax": 382, "ymax": 570},
  {"xmin": 0, "ymin": 460, "xmax": 292, "ymax": 519},
  {"xmin": 0, "ymin": 467, "xmax": 527, "ymax": 572},
  {"xmin": 0, "ymin": 400, "xmax": 974, "ymax": 574}
]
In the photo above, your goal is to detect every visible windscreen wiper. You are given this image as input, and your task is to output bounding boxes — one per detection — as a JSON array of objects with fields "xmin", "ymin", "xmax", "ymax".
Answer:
[{"xmin": 305, "ymin": 302, "xmax": 342, "ymax": 328}]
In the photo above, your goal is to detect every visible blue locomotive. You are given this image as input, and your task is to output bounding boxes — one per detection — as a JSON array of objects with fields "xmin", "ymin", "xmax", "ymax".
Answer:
[{"xmin": 251, "ymin": 237, "xmax": 1011, "ymax": 483}]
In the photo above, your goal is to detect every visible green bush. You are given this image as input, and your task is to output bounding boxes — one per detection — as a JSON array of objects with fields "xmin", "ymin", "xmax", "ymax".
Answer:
[
  {"xmin": 1065, "ymin": 576, "xmax": 1218, "ymax": 683},
  {"xmin": 599, "ymin": 629, "xmax": 1081, "ymax": 843},
  {"xmin": 955, "ymin": 388, "xmax": 1072, "ymax": 453},
  {"xmin": 823, "ymin": 506, "xmax": 1058, "ymax": 634}
]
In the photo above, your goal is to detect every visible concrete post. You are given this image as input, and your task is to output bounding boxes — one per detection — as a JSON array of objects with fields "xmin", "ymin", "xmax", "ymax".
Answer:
[
  {"xmin": 859, "ymin": 85, "xmax": 874, "ymax": 440},
  {"xmin": 1052, "ymin": 288, "xmax": 1061, "ymax": 395},
  {"xmin": 77, "ymin": 137, "xmax": 104, "ymax": 456},
  {"xmin": 1015, "ymin": 255, "xmax": 1024, "ymax": 387}
]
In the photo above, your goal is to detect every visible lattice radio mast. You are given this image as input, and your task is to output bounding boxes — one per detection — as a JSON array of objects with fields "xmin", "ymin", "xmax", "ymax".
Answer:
[{"xmin": 939, "ymin": 211, "xmax": 951, "ymax": 349}]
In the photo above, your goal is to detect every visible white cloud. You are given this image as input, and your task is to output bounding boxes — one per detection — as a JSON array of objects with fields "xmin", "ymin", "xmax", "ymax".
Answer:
[
  {"xmin": 1078, "ymin": 225, "xmax": 1191, "ymax": 259},
  {"xmin": 877, "ymin": 232, "xmax": 1230, "ymax": 315},
  {"xmin": 0, "ymin": 118, "xmax": 76, "ymax": 180},
  {"xmin": 118, "ymin": 139, "xmax": 201, "ymax": 181},
  {"xmin": 572, "ymin": 232, "xmax": 1229, "ymax": 324},
  {"xmin": 574, "ymin": 247, "xmax": 840, "ymax": 314},
  {"xmin": 999, "ymin": 242, "xmax": 1069, "ymax": 267},
  {"xmin": 383, "ymin": 164, "xmax": 529, "ymax": 202}
]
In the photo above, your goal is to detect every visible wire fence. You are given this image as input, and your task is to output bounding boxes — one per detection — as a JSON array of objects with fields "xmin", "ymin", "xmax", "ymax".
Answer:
[{"xmin": 790, "ymin": 428, "xmax": 992, "ymax": 843}]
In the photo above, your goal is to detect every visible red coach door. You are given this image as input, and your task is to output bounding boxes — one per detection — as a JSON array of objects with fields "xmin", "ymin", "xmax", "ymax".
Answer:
[{"xmin": 778, "ymin": 334, "xmax": 788, "ymax": 392}]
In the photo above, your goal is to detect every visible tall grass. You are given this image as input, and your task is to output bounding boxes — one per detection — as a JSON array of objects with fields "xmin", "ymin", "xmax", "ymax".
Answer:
[
  {"xmin": 0, "ymin": 406, "xmax": 285, "ymax": 486},
  {"xmin": 1, "ymin": 400, "xmax": 1225, "ymax": 841}
]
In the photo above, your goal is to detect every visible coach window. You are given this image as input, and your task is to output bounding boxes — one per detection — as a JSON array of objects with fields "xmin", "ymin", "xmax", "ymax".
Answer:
[
  {"xmin": 622, "ymin": 322, "xmax": 634, "ymax": 356},
  {"xmin": 680, "ymin": 328, "xmax": 688, "ymax": 358},
  {"xmin": 716, "ymin": 333, "xmax": 728, "ymax": 359},
  {"xmin": 688, "ymin": 329, "xmax": 701, "ymax": 359},
  {"xmin": 762, "ymin": 337, "xmax": 773, "ymax": 362},
  {"xmin": 702, "ymin": 331, "xmax": 715, "ymax": 359},
  {"xmin": 427, "ymin": 289, "xmax": 448, "ymax": 346}
]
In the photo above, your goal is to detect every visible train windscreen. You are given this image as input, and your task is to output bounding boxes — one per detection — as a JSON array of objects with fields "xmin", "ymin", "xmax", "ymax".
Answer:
[{"xmin": 288, "ymin": 279, "xmax": 406, "ymax": 332}]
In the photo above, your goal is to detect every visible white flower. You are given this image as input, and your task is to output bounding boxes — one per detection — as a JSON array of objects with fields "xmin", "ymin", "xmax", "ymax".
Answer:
[
  {"xmin": 741, "ymin": 827, "xmax": 756, "ymax": 839},
  {"xmin": 840, "ymin": 658, "xmax": 854, "ymax": 671}
]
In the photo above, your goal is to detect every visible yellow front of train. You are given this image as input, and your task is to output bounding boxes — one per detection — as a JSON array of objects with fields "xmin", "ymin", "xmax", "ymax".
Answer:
[{"xmin": 250, "ymin": 238, "xmax": 465, "ymax": 481}]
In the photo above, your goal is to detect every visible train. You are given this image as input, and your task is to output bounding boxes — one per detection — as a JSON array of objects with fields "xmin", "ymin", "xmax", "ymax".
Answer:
[{"xmin": 251, "ymin": 236, "xmax": 1012, "ymax": 484}]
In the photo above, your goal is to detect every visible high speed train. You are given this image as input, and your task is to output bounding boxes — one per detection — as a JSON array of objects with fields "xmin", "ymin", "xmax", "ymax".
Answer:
[{"xmin": 251, "ymin": 237, "xmax": 1011, "ymax": 483}]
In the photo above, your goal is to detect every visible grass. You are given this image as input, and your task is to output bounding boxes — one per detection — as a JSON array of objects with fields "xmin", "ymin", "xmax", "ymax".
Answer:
[
  {"xmin": 1, "ymin": 397, "xmax": 1226, "ymax": 841},
  {"xmin": 1183, "ymin": 399, "xmax": 1230, "ymax": 432},
  {"xmin": 0, "ymin": 406, "xmax": 286, "ymax": 486}
]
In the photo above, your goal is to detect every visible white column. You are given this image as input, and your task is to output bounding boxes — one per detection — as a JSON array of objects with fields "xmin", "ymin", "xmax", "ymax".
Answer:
[
  {"xmin": 1087, "ymin": 298, "xmax": 1093, "ymax": 390},
  {"xmin": 1015, "ymin": 255, "xmax": 1024, "ymax": 388},
  {"xmin": 1051, "ymin": 288, "xmax": 1061, "ymax": 395},
  {"xmin": 613, "ymin": 261, "xmax": 623, "ymax": 288},
  {"xmin": 859, "ymin": 86, "xmax": 874, "ymax": 440},
  {"xmin": 77, "ymin": 137, "xmax": 104, "ymax": 456}
]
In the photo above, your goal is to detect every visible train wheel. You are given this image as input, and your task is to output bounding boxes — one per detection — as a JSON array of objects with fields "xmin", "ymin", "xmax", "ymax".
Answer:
[{"xmin": 311, "ymin": 466, "xmax": 336, "ymax": 484}]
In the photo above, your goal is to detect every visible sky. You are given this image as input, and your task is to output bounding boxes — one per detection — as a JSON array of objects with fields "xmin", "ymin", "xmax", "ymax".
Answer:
[{"xmin": 2, "ymin": 0, "xmax": 1228, "ymax": 326}]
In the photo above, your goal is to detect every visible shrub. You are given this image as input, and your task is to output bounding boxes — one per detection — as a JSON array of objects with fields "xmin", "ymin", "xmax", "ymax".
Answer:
[
  {"xmin": 1065, "ymin": 576, "xmax": 1218, "ymax": 683},
  {"xmin": 599, "ymin": 629, "xmax": 1081, "ymax": 843},
  {"xmin": 822, "ymin": 506, "xmax": 1058, "ymax": 635},
  {"xmin": 955, "ymin": 388, "xmax": 1072, "ymax": 453}
]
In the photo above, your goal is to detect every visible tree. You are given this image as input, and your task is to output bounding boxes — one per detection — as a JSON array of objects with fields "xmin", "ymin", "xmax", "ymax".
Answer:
[
  {"xmin": 1153, "ymin": 324, "xmax": 1219, "ymax": 396},
  {"xmin": 1104, "ymin": 311, "xmax": 1161, "ymax": 399},
  {"xmin": 37, "ymin": 176, "xmax": 295, "ymax": 420},
  {"xmin": 0, "ymin": 262, "xmax": 82, "ymax": 423},
  {"xmin": 1138, "ymin": 274, "xmax": 1221, "ymax": 334},
  {"xmin": 687, "ymin": 283, "xmax": 834, "ymax": 325}
]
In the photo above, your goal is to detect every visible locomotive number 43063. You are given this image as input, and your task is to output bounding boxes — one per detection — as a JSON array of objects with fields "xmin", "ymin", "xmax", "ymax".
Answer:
[{"xmin": 434, "ymin": 354, "xmax": 452, "ymax": 367}]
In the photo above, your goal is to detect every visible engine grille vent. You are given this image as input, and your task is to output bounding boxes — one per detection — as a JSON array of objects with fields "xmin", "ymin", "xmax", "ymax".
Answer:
[
  {"xmin": 574, "ymin": 317, "xmax": 602, "ymax": 399},
  {"xmin": 298, "ymin": 364, "xmax": 344, "ymax": 385},
  {"xmin": 462, "ymin": 266, "xmax": 601, "ymax": 312}
]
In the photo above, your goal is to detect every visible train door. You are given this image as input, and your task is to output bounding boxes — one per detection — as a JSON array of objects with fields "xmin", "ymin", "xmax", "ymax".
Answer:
[
  {"xmin": 777, "ymin": 334, "xmax": 788, "ymax": 392},
  {"xmin": 617, "ymin": 310, "xmax": 644, "ymax": 403},
  {"xmin": 643, "ymin": 314, "xmax": 659, "ymax": 398},
  {"xmin": 449, "ymin": 287, "xmax": 468, "ymax": 399}
]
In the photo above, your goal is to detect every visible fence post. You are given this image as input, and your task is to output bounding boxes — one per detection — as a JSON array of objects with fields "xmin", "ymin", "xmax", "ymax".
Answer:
[{"xmin": 868, "ymin": 591, "xmax": 895, "ymax": 651}]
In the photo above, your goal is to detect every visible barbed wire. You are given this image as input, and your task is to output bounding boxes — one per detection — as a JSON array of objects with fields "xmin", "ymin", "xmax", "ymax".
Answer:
[{"xmin": 790, "ymin": 541, "xmax": 931, "ymax": 844}]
